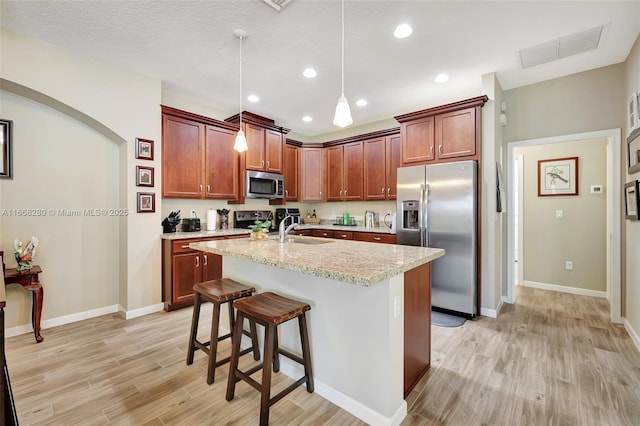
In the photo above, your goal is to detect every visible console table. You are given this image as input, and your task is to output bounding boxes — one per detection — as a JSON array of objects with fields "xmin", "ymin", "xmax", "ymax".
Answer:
[{"xmin": 3, "ymin": 266, "xmax": 44, "ymax": 343}]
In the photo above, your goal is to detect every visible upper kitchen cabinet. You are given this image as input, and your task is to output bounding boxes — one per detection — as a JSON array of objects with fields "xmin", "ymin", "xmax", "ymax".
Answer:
[
  {"xmin": 363, "ymin": 134, "xmax": 401, "ymax": 200},
  {"xmin": 395, "ymin": 96, "xmax": 488, "ymax": 167},
  {"xmin": 284, "ymin": 142, "xmax": 300, "ymax": 201},
  {"xmin": 300, "ymin": 147, "xmax": 325, "ymax": 202},
  {"xmin": 326, "ymin": 141, "xmax": 363, "ymax": 201},
  {"xmin": 225, "ymin": 112, "xmax": 289, "ymax": 174},
  {"xmin": 162, "ymin": 106, "xmax": 239, "ymax": 199}
]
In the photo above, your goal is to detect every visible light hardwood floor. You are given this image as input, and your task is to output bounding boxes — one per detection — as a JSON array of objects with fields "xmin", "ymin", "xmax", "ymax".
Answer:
[{"xmin": 5, "ymin": 286, "xmax": 640, "ymax": 425}]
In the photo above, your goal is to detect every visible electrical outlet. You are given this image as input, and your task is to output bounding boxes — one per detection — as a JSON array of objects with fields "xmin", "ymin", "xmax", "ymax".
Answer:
[{"xmin": 565, "ymin": 261, "xmax": 573, "ymax": 270}]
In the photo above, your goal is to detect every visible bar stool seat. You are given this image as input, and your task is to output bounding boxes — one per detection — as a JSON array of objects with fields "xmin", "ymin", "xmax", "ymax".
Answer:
[
  {"xmin": 186, "ymin": 278, "xmax": 260, "ymax": 385},
  {"xmin": 226, "ymin": 291, "xmax": 313, "ymax": 426}
]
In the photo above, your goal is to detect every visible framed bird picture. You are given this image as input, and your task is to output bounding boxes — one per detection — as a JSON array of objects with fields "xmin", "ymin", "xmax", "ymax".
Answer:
[{"xmin": 538, "ymin": 157, "xmax": 579, "ymax": 197}]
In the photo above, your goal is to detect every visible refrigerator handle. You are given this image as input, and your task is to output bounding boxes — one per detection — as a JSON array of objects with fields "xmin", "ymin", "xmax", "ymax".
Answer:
[{"xmin": 419, "ymin": 184, "xmax": 426, "ymax": 247}]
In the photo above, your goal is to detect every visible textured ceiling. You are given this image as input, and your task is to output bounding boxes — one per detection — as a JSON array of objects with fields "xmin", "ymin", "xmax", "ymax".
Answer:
[{"xmin": 1, "ymin": 0, "xmax": 639, "ymax": 138}]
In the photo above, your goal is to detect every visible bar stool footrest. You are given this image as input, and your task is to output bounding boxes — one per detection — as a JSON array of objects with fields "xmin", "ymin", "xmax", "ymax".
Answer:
[{"xmin": 270, "ymin": 377, "xmax": 308, "ymax": 407}]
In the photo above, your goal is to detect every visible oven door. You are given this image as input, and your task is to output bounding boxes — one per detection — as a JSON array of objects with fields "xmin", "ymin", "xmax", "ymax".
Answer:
[{"xmin": 246, "ymin": 171, "xmax": 284, "ymax": 199}]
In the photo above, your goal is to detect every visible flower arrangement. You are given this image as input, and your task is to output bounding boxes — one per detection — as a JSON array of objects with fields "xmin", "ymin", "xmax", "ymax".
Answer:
[
  {"xmin": 249, "ymin": 221, "xmax": 271, "ymax": 241},
  {"xmin": 15, "ymin": 236, "xmax": 39, "ymax": 271}
]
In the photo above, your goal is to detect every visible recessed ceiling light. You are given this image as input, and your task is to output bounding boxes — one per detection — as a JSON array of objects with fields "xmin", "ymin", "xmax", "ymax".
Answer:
[
  {"xmin": 434, "ymin": 73, "xmax": 449, "ymax": 83},
  {"xmin": 247, "ymin": 94, "xmax": 260, "ymax": 102},
  {"xmin": 356, "ymin": 99, "xmax": 368, "ymax": 107},
  {"xmin": 303, "ymin": 68, "xmax": 317, "ymax": 78},
  {"xmin": 393, "ymin": 23, "xmax": 413, "ymax": 39},
  {"xmin": 302, "ymin": 116, "xmax": 313, "ymax": 122}
]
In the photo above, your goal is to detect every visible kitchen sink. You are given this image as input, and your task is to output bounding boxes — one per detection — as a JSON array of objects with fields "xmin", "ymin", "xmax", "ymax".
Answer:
[{"xmin": 285, "ymin": 238, "xmax": 332, "ymax": 245}]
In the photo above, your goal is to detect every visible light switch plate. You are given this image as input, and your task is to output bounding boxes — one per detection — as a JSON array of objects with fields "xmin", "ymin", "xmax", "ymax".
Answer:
[
  {"xmin": 591, "ymin": 185, "xmax": 603, "ymax": 194},
  {"xmin": 556, "ymin": 210, "xmax": 564, "ymax": 219}
]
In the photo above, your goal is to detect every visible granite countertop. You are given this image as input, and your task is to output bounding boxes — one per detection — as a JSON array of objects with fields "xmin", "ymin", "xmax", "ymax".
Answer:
[
  {"xmin": 189, "ymin": 236, "xmax": 444, "ymax": 287},
  {"xmin": 162, "ymin": 224, "xmax": 394, "ymax": 240}
]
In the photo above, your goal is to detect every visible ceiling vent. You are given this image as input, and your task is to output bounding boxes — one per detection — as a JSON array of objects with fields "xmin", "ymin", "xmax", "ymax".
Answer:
[
  {"xmin": 518, "ymin": 24, "xmax": 604, "ymax": 69},
  {"xmin": 262, "ymin": 0, "xmax": 292, "ymax": 11}
]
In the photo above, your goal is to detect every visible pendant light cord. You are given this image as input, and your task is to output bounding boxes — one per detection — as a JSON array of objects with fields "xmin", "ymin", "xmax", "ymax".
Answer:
[
  {"xmin": 340, "ymin": 0, "xmax": 345, "ymax": 96},
  {"xmin": 239, "ymin": 36, "xmax": 243, "ymax": 127}
]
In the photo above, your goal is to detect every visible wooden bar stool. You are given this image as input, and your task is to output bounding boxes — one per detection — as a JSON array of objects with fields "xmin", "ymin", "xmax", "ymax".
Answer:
[
  {"xmin": 226, "ymin": 291, "xmax": 314, "ymax": 426},
  {"xmin": 186, "ymin": 278, "xmax": 260, "ymax": 385}
]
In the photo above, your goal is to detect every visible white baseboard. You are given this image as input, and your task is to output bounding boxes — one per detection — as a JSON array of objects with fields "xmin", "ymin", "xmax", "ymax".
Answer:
[
  {"xmin": 5, "ymin": 302, "xmax": 165, "ymax": 338},
  {"xmin": 480, "ymin": 298, "xmax": 503, "ymax": 318},
  {"xmin": 623, "ymin": 318, "xmax": 640, "ymax": 353},
  {"xmin": 120, "ymin": 303, "xmax": 164, "ymax": 320},
  {"xmin": 277, "ymin": 358, "xmax": 407, "ymax": 425},
  {"xmin": 522, "ymin": 280, "xmax": 606, "ymax": 298}
]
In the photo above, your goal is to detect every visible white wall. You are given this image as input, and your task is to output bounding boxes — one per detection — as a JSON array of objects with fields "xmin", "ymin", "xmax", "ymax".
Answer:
[{"xmin": 0, "ymin": 29, "xmax": 162, "ymax": 332}]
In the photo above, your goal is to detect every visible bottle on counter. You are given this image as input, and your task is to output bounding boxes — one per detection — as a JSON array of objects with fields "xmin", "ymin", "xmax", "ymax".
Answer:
[
  {"xmin": 307, "ymin": 210, "xmax": 311, "ymax": 219},
  {"xmin": 312, "ymin": 209, "xmax": 317, "ymax": 218}
]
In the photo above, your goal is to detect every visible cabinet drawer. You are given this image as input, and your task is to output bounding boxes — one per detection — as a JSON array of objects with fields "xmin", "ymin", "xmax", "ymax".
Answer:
[
  {"xmin": 312, "ymin": 229, "xmax": 333, "ymax": 238},
  {"xmin": 333, "ymin": 231, "xmax": 353, "ymax": 240},
  {"xmin": 293, "ymin": 229, "xmax": 314, "ymax": 237},
  {"xmin": 172, "ymin": 238, "xmax": 200, "ymax": 254},
  {"xmin": 353, "ymin": 232, "xmax": 397, "ymax": 244}
]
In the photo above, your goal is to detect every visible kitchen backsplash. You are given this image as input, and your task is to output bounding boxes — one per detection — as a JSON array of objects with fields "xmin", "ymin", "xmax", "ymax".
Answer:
[{"xmin": 161, "ymin": 199, "xmax": 396, "ymax": 229}]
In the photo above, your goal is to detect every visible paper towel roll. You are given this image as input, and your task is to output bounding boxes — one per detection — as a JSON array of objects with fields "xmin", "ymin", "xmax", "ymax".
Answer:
[{"xmin": 206, "ymin": 209, "xmax": 217, "ymax": 231}]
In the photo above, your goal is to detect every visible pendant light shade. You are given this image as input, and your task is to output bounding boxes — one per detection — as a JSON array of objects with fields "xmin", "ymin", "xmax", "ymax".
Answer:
[
  {"xmin": 333, "ymin": 0, "xmax": 352, "ymax": 128},
  {"xmin": 233, "ymin": 29, "xmax": 249, "ymax": 152}
]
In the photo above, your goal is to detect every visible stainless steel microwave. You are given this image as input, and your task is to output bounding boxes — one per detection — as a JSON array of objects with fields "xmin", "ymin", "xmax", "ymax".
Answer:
[{"xmin": 246, "ymin": 170, "xmax": 284, "ymax": 199}]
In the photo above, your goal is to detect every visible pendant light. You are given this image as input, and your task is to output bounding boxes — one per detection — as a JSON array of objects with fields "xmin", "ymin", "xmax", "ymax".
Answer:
[
  {"xmin": 333, "ymin": 0, "xmax": 353, "ymax": 128},
  {"xmin": 233, "ymin": 29, "xmax": 249, "ymax": 152}
]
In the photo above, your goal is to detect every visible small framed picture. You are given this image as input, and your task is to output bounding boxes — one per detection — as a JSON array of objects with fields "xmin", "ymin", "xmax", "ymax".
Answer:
[
  {"xmin": 136, "ymin": 166, "xmax": 154, "ymax": 187},
  {"xmin": 624, "ymin": 180, "xmax": 639, "ymax": 220},
  {"xmin": 538, "ymin": 156, "xmax": 579, "ymax": 197},
  {"xmin": 135, "ymin": 138, "xmax": 154, "ymax": 160},
  {"xmin": 0, "ymin": 118, "xmax": 13, "ymax": 179},
  {"xmin": 137, "ymin": 192, "xmax": 155, "ymax": 213},
  {"xmin": 628, "ymin": 93, "xmax": 638, "ymax": 133}
]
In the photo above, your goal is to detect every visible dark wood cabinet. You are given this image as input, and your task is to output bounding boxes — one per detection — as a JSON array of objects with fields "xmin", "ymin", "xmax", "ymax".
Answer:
[
  {"xmin": 162, "ymin": 106, "xmax": 240, "ymax": 200},
  {"xmin": 162, "ymin": 236, "xmax": 235, "ymax": 311},
  {"xmin": 284, "ymin": 144, "xmax": 299, "ymax": 201},
  {"xmin": 404, "ymin": 262, "xmax": 431, "ymax": 397},
  {"xmin": 395, "ymin": 96, "xmax": 487, "ymax": 167},
  {"xmin": 244, "ymin": 124, "xmax": 284, "ymax": 173},
  {"xmin": 363, "ymin": 135, "xmax": 400, "ymax": 201},
  {"xmin": 326, "ymin": 142, "xmax": 363, "ymax": 201},
  {"xmin": 311, "ymin": 229, "xmax": 353, "ymax": 240},
  {"xmin": 353, "ymin": 232, "xmax": 396, "ymax": 244},
  {"xmin": 312, "ymin": 229, "xmax": 334, "ymax": 238},
  {"xmin": 300, "ymin": 148, "xmax": 325, "ymax": 202}
]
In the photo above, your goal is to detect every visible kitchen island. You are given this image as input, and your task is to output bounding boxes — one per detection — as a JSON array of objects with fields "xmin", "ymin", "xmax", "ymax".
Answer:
[{"xmin": 190, "ymin": 236, "xmax": 444, "ymax": 425}]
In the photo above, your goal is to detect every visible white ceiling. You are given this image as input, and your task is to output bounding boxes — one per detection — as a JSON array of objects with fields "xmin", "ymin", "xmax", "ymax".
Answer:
[{"xmin": 1, "ymin": 1, "xmax": 639, "ymax": 138}]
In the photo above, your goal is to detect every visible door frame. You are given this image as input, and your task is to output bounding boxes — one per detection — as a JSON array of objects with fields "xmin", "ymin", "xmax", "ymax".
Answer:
[{"xmin": 506, "ymin": 128, "xmax": 621, "ymax": 323}]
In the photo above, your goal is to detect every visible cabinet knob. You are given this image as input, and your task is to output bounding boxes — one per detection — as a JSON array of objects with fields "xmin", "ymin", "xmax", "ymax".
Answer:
[
  {"xmin": 430, "ymin": 146, "xmax": 434, "ymax": 155},
  {"xmin": 340, "ymin": 190, "xmax": 343, "ymax": 197},
  {"xmin": 382, "ymin": 188, "xmax": 385, "ymax": 195},
  {"xmin": 266, "ymin": 160, "xmax": 270, "ymax": 168},
  {"xmin": 261, "ymin": 160, "xmax": 265, "ymax": 167},
  {"xmin": 344, "ymin": 189, "xmax": 347, "ymax": 197},
  {"xmin": 195, "ymin": 256, "xmax": 200, "ymax": 267},
  {"xmin": 387, "ymin": 187, "xmax": 391, "ymax": 196},
  {"xmin": 285, "ymin": 189, "xmax": 289, "ymax": 196},
  {"xmin": 438, "ymin": 145, "xmax": 442, "ymax": 155},
  {"xmin": 199, "ymin": 184, "xmax": 203, "ymax": 193},
  {"xmin": 340, "ymin": 234, "xmax": 347, "ymax": 238},
  {"xmin": 207, "ymin": 184, "xmax": 210, "ymax": 193},
  {"xmin": 374, "ymin": 237, "xmax": 381, "ymax": 241},
  {"xmin": 203, "ymin": 255, "xmax": 208, "ymax": 266},
  {"xmin": 181, "ymin": 245, "xmax": 190, "ymax": 249}
]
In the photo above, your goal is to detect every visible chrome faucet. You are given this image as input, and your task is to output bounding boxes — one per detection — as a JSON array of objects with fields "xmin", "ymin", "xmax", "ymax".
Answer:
[{"xmin": 279, "ymin": 214, "xmax": 300, "ymax": 242}]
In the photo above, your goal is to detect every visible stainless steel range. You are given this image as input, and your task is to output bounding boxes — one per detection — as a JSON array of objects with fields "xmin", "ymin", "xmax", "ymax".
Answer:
[{"xmin": 233, "ymin": 210, "xmax": 274, "ymax": 231}]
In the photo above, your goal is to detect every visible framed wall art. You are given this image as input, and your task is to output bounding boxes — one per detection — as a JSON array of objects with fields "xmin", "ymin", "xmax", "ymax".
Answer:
[
  {"xmin": 625, "ymin": 180, "xmax": 639, "ymax": 220},
  {"xmin": 538, "ymin": 156, "xmax": 579, "ymax": 197},
  {"xmin": 628, "ymin": 92, "xmax": 639, "ymax": 134},
  {"xmin": 137, "ymin": 192, "xmax": 155, "ymax": 213},
  {"xmin": 136, "ymin": 166, "xmax": 154, "ymax": 187},
  {"xmin": 627, "ymin": 126, "xmax": 640, "ymax": 175},
  {"xmin": 135, "ymin": 138, "xmax": 154, "ymax": 160},
  {"xmin": 0, "ymin": 118, "xmax": 13, "ymax": 179}
]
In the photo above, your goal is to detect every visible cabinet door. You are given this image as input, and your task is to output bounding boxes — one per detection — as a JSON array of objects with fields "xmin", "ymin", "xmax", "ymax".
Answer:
[
  {"xmin": 300, "ymin": 148, "xmax": 325, "ymax": 201},
  {"xmin": 326, "ymin": 146, "xmax": 344, "ymax": 201},
  {"xmin": 386, "ymin": 135, "xmax": 401, "ymax": 200},
  {"xmin": 201, "ymin": 252, "xmax": 223, "ymax": 282},
  {"xmin": 172, "ymin": 252, "xmax": 200, "ymax": 305},
  {"xmin": 401, "ymin": 116, "xmax": 435, "ymax": 166},
  {"xmin": 435, "ymin": 107, "xmax": 476, "ymax": 160},
  {"xmin": 284, "ymin": 144, "xmax": 299, "ymax": 201},
  {"xmin": 343, "ymin": 142, "xmax": 363, "ymax": 201},
  {"xmin": 162, "ymin": 115, "xmax": 204, "ymax": 198},
  {"xmin": 245, "ymin": 123, "xmax": 266, "ymax": 171},
  {"xmin": 205, "ymin": 125, "xmax": 238, "ymax": 199},
  {"xmin": 265, "ymin": 129, "xmax": 283, "ymax": 173},
  {"xmin": 364, "ymin": 137, "xmax": 387, "ymax": 201}
]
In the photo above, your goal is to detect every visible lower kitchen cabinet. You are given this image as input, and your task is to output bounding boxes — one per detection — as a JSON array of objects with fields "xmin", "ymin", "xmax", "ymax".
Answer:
[
  {"xmin": 353, "ymin": 232, "xmax": 396, "ymax": 244},
  {"xmin": 162, "ymin": 236, "xmax": 235, "ymax": 311}
]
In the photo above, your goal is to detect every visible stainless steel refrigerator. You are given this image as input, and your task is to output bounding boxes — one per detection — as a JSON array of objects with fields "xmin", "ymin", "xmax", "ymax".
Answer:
[{"xmin": 396, "ymin": 160, "xmax": 477, "ymax": 317}]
